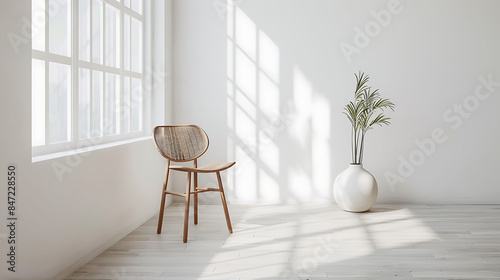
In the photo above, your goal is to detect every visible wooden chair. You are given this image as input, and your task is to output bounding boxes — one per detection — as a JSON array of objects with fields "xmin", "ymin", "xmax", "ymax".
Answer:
[{"xmin": 153, "ymin": 125, "xmax": 234, "ymax": 243}]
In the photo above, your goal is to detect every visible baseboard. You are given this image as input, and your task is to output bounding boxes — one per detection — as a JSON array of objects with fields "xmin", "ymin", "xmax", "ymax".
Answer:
[{"xmin": 53, "ymin": 203, "xmax": 167, "ymax": 280}]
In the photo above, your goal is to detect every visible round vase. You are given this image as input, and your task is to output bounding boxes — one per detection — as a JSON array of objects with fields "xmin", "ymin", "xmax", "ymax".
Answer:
[{"xmin": 333, "ymin": 164, "xmax": 378, "ymax": 212}]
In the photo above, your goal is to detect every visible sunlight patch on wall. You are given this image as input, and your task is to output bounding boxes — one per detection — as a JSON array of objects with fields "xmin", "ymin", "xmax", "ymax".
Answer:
[
  {"xmin": 312, "ymin": 93, "xmax": 331, "ymax": 197},
  {"xmin": 258, "ymin": 31, "xmax": 280, "ymax": 84},
  {"xmin": 235, "ymin": 8, "xmax": 256, "ymax": 60},
  {"xmin": 287, "ymin": 66, "xmax": 331, "ymax": 202},
  {"xmin": 235, "ymin": 50, "xmax": 257, "ymax": 101},
  {"xmin": 290, "ymin": 66, "xmax": 312, "ymax": 150},
  {"xmin": 227, "ymin": 6, "xmax": 281, "ymax": 203},
  {"xmin": 227, "ymin": 6, "xmax": 332, "ymax": 204}
]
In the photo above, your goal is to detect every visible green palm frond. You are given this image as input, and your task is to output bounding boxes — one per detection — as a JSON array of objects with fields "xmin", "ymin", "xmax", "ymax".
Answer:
[
  {"xmin": 344, "ymin": 72, "xmax": 395, "ymax": 164},
  {"xmin": 369, "ymin": 113, "xmax": 391, "ymax": 127},
  {"xmin": 354, "ymin": 72, "xmax": 370, "ymax": 99},
  {"xmin": 373, "ymin": 98, "xmax": 395, "ymax": 111}
]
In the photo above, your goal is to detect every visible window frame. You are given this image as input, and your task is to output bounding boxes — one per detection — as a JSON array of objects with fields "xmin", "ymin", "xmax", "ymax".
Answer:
[{"xmin": 31, "ymin": 0, "xmax": 153, "ymax": 158}]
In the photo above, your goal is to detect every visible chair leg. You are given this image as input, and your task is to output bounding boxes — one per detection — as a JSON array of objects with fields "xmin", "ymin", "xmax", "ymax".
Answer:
[
  {"xmin": 157, "ymin": 161, "xmax": 170, "ymax": 234},
  {"xmin": 183, "ymin": 172, "xmax": 192, "ymax": 243},
  {"xmin": 216, "ymin": 171, "xmax": 233, "ymax": 234},
  {"xmin": 194, "ymin": 172, "xmax": 198, "ymax": 225}
]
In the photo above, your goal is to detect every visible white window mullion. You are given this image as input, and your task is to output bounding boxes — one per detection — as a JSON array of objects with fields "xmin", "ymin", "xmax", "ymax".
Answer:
[
  {"xmin": 124, "ymin": 6, "xmax": 142, "ymax": 21},
  {"xmin": 66, "ymin": 1, "xmax": 72, "ymax": 143},
  {"xmin": 128, "ymin": 11, "xmax": 132, "ymax": 134},
  {"xmin": 120, "ymin": 1, "xmax": 125, "ymax": 134},
  {"xmin": 100, "ymin": 72, "xmax": 105, "ymax": 138},
  {"xmin": 44, "ymin": 0, "xmax": 49, "ymax": 145},
  {"xmin": 103, "ymin": 0, "xmax": 121, "ymax": 10},
  {"xmin": 72, "ymin": 0, "xmax": 79, "ymax": 145},
  {"xmin": 144, "ymin": 0, "xmax": 152, "ymax": 131},
  {"xmin": 102, "ymin": 1, "xmax": 107, "ymax": 137},
  {"xmin": 32, "ymin": 50, "xmax": 72, "ymax": 65},
  {"xmin": 136, "ymin": 1, "xmax": 144, "ymax": 133},
  {"xmin": 44, "ymin": 59, "xmax": 49, "ymax": 145},
  {"xmin": 88, "ymin": 0, "xmax": 94, "ymax": 141}
]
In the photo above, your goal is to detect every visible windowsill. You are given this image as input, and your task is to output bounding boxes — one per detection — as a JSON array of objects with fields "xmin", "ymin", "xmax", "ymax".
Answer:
[{"xmin": 32, "ymin": 136, "xmax": 152, "ymax": 163}]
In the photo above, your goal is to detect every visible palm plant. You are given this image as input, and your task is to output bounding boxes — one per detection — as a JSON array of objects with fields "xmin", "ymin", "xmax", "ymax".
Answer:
[{"xmin": 344, "ymin": 72, "xmax": 395, "ymax": 164}]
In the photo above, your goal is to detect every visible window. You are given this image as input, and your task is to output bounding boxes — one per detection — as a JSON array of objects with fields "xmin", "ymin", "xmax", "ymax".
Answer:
[{"xmin": 32, "ymin": 0, "xmax": 150, "ymax": 157}]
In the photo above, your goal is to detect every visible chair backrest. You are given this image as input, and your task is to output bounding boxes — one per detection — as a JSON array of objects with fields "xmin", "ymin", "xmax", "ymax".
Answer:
[{"xmin": 153, "ymin": 125, "xmax": 209, "ymax": 162}]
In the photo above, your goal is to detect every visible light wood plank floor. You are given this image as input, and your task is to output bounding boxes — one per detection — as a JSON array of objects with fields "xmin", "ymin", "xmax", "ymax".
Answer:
[{"xmin": 67, "ymin": 204, "xmax": 500, "ymax": 279}]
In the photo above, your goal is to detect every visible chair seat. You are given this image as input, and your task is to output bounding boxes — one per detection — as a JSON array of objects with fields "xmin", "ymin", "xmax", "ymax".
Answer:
[{"xmin": 170, "ymin": 162, "xmax": 236, "ymax": 173}]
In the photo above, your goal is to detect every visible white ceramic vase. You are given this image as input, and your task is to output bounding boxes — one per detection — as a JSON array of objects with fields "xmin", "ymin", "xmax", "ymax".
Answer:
[{"xmin": 333, "ymin": 164, "xmax": 378, "ymax": 212}]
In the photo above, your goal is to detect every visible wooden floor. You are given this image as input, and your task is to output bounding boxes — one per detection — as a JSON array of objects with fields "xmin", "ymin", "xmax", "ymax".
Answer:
[{"xmin": 67, "ymin": 204, "xmax": 500, "ymax": 279}]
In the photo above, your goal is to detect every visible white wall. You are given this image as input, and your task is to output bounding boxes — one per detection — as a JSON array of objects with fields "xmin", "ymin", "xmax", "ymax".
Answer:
[
  {"xmin": 170, "ymin": 0, "xmax": 230, "ymax": 203},
  {"xmin": 173, "ymin": 0, "xmax": 500, "ymax": 204},
  {"xmin": 0, "ymin": 1, "xmax": 172, "ymax": 279}
]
